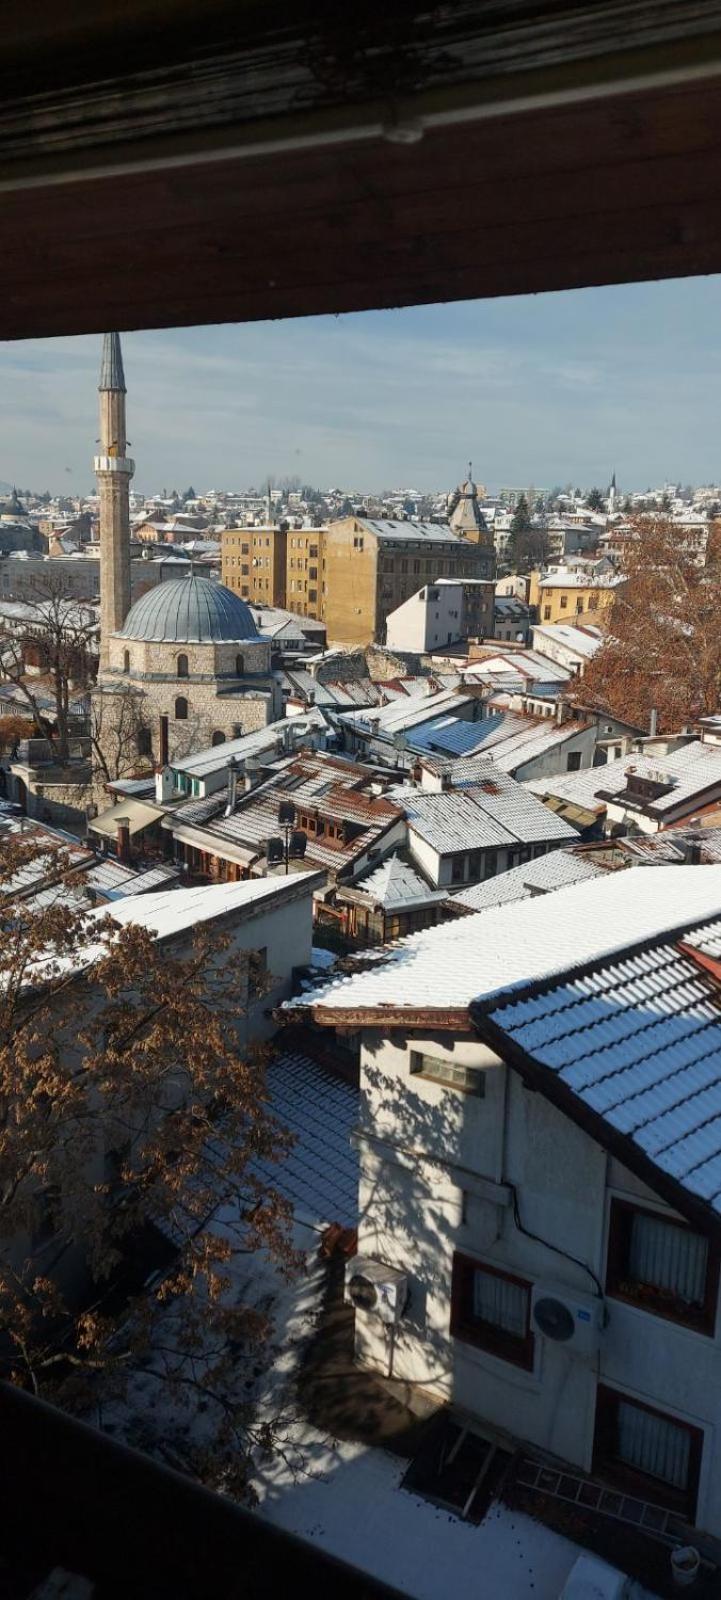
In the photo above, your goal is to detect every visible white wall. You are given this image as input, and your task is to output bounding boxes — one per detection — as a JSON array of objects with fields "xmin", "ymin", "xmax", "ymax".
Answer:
[
  {"xmin": 385, "ymin": 585, "xmax": 464, "ymax": 653},
  {"xmin": 353, "ymin": 1028, "xmax": 721, "ymax": 1537}
]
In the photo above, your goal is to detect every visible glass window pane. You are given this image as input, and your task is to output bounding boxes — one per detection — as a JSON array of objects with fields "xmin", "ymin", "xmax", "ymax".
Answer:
[
  {"xmin": 473, "ymin": 1270, "xmax": 527, "ymax": 1337},
  {"xmin": 617, "ymin": 1400, "xmax": 690, "ymax": 1490},
  {"xmin": 629, "ymin": 1213, "xmax": 707, "ymax": 1305}
]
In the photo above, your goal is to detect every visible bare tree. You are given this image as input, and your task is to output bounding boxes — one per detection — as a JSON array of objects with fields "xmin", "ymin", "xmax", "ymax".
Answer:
[
  {"xmin": 0, "ymin": 573, "xmax": 97, "ymax": 761},
  {"xmin": 0, "ymin": 831, "xmax": 297, "ymax": 1497},
  {"xmin": 90, "ymin": 683, "xmax": 152, "ymax": 788}
]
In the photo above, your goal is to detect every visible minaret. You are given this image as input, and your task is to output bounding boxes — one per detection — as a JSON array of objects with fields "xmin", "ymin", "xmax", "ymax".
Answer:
[{"xmin": 95, "ymin": 333, "xmax": 134, "ymax": 669}]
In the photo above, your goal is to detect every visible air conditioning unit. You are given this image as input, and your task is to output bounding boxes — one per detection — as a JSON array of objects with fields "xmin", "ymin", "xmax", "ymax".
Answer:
[
  {"xmin": 344, "ymin": 1256, "xmax": 408, "ymax": 1325},
  {"xmin": 531, "ymin": 1283, "xmax": 605, "ymax": 1356}
]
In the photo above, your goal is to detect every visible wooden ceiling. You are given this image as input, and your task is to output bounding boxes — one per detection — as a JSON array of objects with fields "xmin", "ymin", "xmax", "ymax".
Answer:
[{"xmin": 3, "ymin": 2, "xmax": 721, "ymax": 338}]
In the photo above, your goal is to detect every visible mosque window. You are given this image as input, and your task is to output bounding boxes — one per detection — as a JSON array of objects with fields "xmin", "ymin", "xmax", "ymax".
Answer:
[
  {"xmin": 122, "ymin": 649, "xmax": 130, "ymax": 673},
  {"xmin": 211, "ymin": 730, "xmax": 225, "ymax": 747},
  {"xmin": 235, "ymin": 653, "xmax": 245, "ymax": 675},
  {"xmin": 174, "ymin": 696, "xmax": 188, "ymax": 721},
  {"xmin": 177, "ymin": 653, "xmax": 189, "ymax": 677}
]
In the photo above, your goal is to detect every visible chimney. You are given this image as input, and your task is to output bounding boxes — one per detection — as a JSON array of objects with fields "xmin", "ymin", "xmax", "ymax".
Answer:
[
  {"xmin": 159, "ymin": 714, "xmax": 169, "ymax": 767},
  {"xmin": 225, "ymin": 755, "xmax": 240, "ymax": 815},
  {"xmin": 649, "ymin": 707, "xmax": 658, "ymax": 738},
  {"xmin": 116, "ymin": 818, "xmax": 131, "ymax": 864},
  {"xmin": 155, "ymin": 764, "xmax": 174, "ymax": 804}
]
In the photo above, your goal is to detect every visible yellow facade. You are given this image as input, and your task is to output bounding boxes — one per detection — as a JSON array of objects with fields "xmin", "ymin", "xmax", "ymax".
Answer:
[
  {"xmin": 323, "ymin": 517, "xmax": 494, "ymax": 646},
  {"xmin": 529, "ymin": 571, "xmax": 619, "ymax": 625},
  {"xmin": 286, "ymin": 528, "xmax": 325, "ymax": 618},
  {"xmin": 222, "ymin": 526, "xmax": 287, "ymax": 607}
]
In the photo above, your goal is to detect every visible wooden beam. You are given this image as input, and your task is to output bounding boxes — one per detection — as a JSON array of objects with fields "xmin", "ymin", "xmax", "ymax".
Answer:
[{"xmin": 4, "ymin": 71, "xmax": 721, "ymax": 339}]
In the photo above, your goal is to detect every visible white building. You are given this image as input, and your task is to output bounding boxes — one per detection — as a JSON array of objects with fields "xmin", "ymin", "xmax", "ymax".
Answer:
[
  {"xmin": 531, "ymin": 622, "xmax": 604, "ymax": 678},
  {"xmin": 292, "ymin": 866, "xmax": 721, "ymax": 1539},
  {"xmin": 385, "ymin": 582, "xmax": 465, "ymax": 653}
]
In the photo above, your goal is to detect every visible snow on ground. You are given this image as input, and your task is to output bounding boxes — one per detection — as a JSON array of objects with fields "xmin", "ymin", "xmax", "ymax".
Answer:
[{"xmin": 251, "ymin": 1226, "xmax": 589, "ymax": 1600}]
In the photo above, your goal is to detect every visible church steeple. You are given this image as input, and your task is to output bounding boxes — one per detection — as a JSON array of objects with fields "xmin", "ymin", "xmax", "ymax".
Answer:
[{"xmin": 95, "ymin": 333, "xmax": 134, "ymax": 669}]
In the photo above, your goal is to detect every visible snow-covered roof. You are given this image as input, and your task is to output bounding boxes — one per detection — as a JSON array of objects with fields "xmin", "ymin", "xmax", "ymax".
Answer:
[
  {"xmin": 461, "ymin": 651, "xmax": 570, "ymax": 685},
  {"xmin": 452, "ymin": 847, "xmax": 608, "ymax": 910},
  {"xmin": 353, "ymin": 518, "xmax": 466, "ymax": 545},
  {"xmin": 531, "ymin": 622, "xmax": 604, "ymax": 659},
  {"xmin": 477, "ymin": 903, "xmax": 721, "ymax": 1225},
  {"xmin": 105, "ymin": 873, "xmax": 319, "ymax": 941},
  {"xmin": 527, "ymin": 740, "xmax": 721, "ymax": 818},
  {"xmin": 429, "ymin": 711, "xmax": 593, "ymax": 774},
  {"xmin": 342, "ymin": 687, "xmax": 475, "ymax": 738},
  {"xmin": 253, "ymin": 1050, "xmax": 359, "ymax": 1230},
  {"xmin": 353, "ymin": 854, "xmax": 447, "ymax": 911},
  {"xmin": 172, "ymin": 707, "xmax": 329, "ymax": 777},
  {"xmin": 289, "ymin": 865, "xmax": 721, "ymax": 1022},
  {"xmin": 396, "ymin": 774, "xmax": 576, "ymax": 854}
]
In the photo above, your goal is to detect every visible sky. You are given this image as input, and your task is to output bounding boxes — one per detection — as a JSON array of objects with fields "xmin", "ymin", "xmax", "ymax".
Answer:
[{"xmin": 2, "ymin": 274, "xmax": 721, "ymax": 497}]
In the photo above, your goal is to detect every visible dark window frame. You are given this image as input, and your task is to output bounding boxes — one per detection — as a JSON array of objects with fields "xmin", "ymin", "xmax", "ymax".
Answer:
[
  {"xmin": 450, "ymin": 1253, "xmax": 535, "ymax": 1370},
  {"xmin": 594, "ymin": 1384, "xmax": 703, "ymax": 1520},
  {"xmin": 606, "ymin": 1197, "xmax": 718, "ymax": 1336}
]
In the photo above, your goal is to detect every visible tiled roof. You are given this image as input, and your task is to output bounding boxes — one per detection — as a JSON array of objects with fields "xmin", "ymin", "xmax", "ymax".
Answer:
[
  {"xmin": 254, "ymin": 1051, "xmax": 359, "ymax": 1229},
  {"xmin": 476, "ymin": 909, "xmax": 721, "ymax": 1224},
  {"xmin": 289, "ymin": 865, "xmax": 721, "ymax": 1023},
  {"xmin": 452, "ymin": 847, "xmax": 607, "ymax": 910}
]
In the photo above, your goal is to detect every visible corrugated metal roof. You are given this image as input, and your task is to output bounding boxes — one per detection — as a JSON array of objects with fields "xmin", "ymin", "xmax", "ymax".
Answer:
[
  {"xmin": 527, "ymin": 740, "xmax": 721, "ymax": 816},
  {"xmin": 356, "ymin": 519, "xmax": 465, "ymax": 545},
  {"xmin": 254, "ymin": 1051, "xmax": 359, "ymax": 1229},
  {"xmin": 397, "ymin": 773, "xmax": 577, "ymax": 853},
  {"xmin": 453, "ymin": 848, "xmax": 607, "ymax": 910}
]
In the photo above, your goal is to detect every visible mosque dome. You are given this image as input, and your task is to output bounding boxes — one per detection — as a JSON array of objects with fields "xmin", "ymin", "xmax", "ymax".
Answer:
[{"xmin": 117, "ymin": 576, "xmax": 259, "ymax": 643}]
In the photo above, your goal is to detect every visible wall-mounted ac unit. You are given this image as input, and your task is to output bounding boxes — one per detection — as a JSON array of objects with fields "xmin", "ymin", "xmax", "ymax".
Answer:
[
  {"xmin": 344, "ymin": 1255, "xmax": 408, "ymax": 1326},
  {"xmin": 531, "ymin": 1283, "xmax": 605, "ymax": 1355}
]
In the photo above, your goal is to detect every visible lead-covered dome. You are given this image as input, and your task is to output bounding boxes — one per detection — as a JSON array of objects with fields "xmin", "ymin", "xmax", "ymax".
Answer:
[{"xmin": 117, "ymin": 576, "xmax": 259, "ymax": 643}]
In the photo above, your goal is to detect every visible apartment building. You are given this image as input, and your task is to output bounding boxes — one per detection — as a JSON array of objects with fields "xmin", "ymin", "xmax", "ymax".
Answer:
[
  {"xmin": 291, "ymin": 866, "xmax": 721, "ymax": 1540},
  {"xmin": 323, "ymin": 518, "xmax": 495, "ymax": 647},
  {"xmin": 286, "ymin": 527, "xmax": 325, "ymax": 617},
  {"xmin": 222, "ymin": 525, "xmax": 288, "ymax": 607},
  {"xmin": 528, "ymin": 566, "xmax": 623, "ymax": 625}
]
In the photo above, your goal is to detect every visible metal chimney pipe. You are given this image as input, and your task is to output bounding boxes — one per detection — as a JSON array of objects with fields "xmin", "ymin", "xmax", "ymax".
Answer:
[{"xmin": 649, "ymin": 707, "xmax": 658, "ymax": 738}]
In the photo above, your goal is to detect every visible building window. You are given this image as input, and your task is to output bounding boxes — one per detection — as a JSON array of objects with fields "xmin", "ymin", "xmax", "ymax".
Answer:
[
  {"xmin": 451, "ymin": 1255, "xmax": 534, "ymax": 1370},
  {"xmin": 566, "ymin": 751, "xmax": 582, "ymax": 771},
  {"xmin": 174, "ymin": 696, "xmax": 188, "ymax": 720},
  {"xmin": 483, "ymin": 850, "xmax": 498, "ymax": 879},
  {"xmin": 235, "ymin": 653, "xmax": 244, "ymax": 675},
  {"xmin": 560, "ymin": 594, "xmax": 568, "ymax": 609},
  {"xmin": 211, "ymin": 730, "xmax": 225, "ymax": 746},
  {"xmin": 353, "ymin": 536, "xmax": 364, "ymax": 550},
  {"xmin": 543, "ymin": 606, "xmax": 552, "ymax": 620},
  {"xmin": 137, "ymin": 727, "xmax": 152, "ymax": 757},
  {"xmin": 594, "ymin": 1386, "xmax": 702, "ymax": 1519},
  {"xmin": 177, "ymin": 653, "xmax": 189, "ymax": 678},
  {"xmin": 410, "ymin": 1051, "xmax": 485, "ymax": 1095},
  {"xmin": 122, "ymin": 649, "xmax": 130, "ymax": 672},
  {"xmin": 606, "ymin": 1199, "xmax": 717, "ymax": 1335},
  {"xmin": 451, "ymin": 854, "xmax": 465, "ymax": 884}
]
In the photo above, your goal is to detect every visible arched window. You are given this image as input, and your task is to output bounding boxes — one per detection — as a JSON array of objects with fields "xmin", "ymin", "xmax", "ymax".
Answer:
[
  {"xmin": 177, "ymin": 653, "xmax": 189, "ymax": 678},
  {"xmin": 123, "ymin": 649, "xmax": 130, "ymax": 673},
  {"xmin": 211, "ymin": 730, "xmax": 225, "ymax": 747},
  {"xmin": 174, "ymin": 696, "xmax": 188, "ymax": 721},
  {"xmin": 235, "ymin": 653, "xmax": 244, "ymax": 675}
]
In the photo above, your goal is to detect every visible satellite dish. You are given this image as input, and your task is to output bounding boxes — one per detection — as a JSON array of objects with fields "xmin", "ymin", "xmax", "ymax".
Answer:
[{"xmin": 533, "ymin": 1296, "xmax": 575, "ymax": 1342}]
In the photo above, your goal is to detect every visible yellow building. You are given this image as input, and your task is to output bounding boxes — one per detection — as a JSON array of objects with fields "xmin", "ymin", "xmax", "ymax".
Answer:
[
  {"xmin": 286, "ymin": 527, "xmax": 325, "ymax": 617},
  {"xmin": 222, "ymin": 525, "xmax": 287, "ymax": 607},
  {"xmin": 529, "ymin": 566, "xmax": 623, "ymax": 625},
  {"xmin": 323, "ymin": 517, "xmax": 495, "ymax": 646}
]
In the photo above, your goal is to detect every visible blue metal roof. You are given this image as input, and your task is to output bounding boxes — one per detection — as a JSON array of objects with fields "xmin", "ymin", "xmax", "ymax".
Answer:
[{"xmin": 118, "ymin": 576, "xmax": 259, "ymax": 643}]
